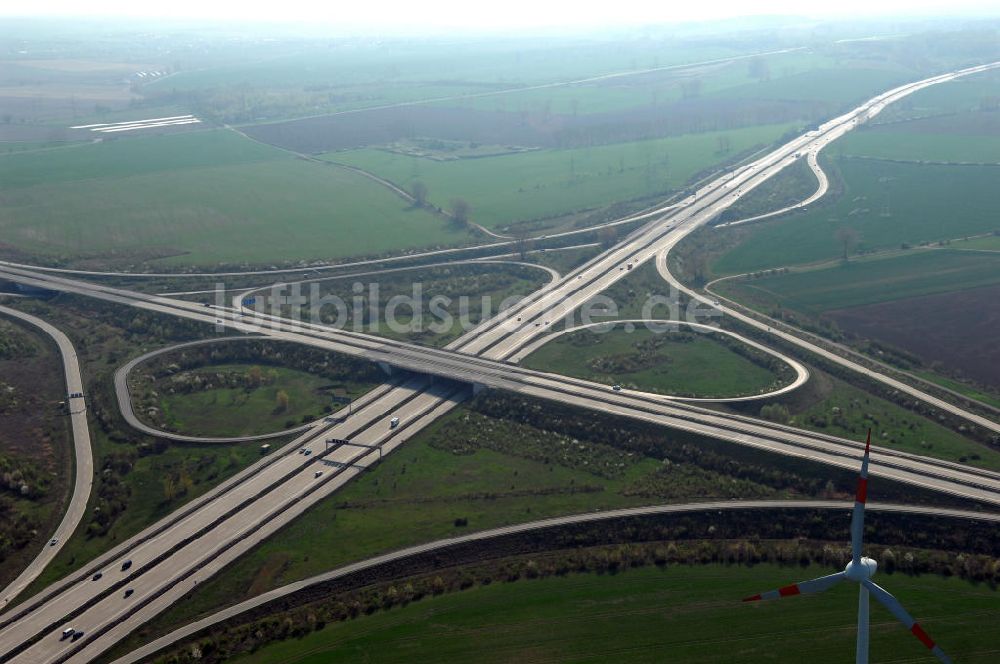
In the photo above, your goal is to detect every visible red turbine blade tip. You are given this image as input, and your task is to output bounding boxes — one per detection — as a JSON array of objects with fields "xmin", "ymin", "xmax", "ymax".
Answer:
[
  {"xmin": 856, "ymin": 478, "xmax": 868, "ymax": 505},
  {"xmin": 911, "ymin": 623, "xmax": 936, "ymax": 650},
  {"xmin": 743, "ymin": 594, "xmax": 762, "ymax": 602},
  {"xmin": 778, "ymin": 584, "xmax": 801, "ymax": 597}
]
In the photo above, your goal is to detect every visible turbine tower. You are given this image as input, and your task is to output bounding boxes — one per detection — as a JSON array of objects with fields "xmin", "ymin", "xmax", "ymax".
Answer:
[{"xmin": 742, "ymin": 430, "xmax": 952, "ymax": 663}]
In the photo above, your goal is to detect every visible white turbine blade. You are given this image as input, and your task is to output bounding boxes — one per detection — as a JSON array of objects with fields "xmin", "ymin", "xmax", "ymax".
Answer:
[
  {"xmin": 743, "ymin": 571, "xmax": 845, "ymax": 602},
  {"xmin": 857, "ymin": 585, "xmax": 869, "ymax": 664},
  {"xmin": 863, "ymin": 579, "xmax": 952, "ymax": 664},
  {"xmin": 850, "ymin": 429, "xmax": 872, "ymax": 564}
]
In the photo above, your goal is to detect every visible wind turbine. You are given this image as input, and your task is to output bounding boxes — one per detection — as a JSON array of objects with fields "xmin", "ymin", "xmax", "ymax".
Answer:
[{"xmin": 742, "ymin": 430, "xmax": 952, "ymax": 663}]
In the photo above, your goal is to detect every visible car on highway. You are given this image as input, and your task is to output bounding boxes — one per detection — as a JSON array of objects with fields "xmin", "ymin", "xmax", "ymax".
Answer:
[
  {"xmin": 91, "ymin": 572, "xmax": 102, "ymax": 581},
  {"xmin": 61, "ymin": 628, "xmax": 75, "ymax": 640},
  {"xmin": 121, "ymin": 559, "xmax": 132, "ymax": 571},
  {"xmin": 390, "ymin": 416, "xmax": 400, "ymax": 429},
  {"xmin": 612, "ymin": 385, "xmax": 622, "ymax": 391},
  {"xmin": 314, "ymin": 471, "xmax": 323, "ymax": 478},
  {"xmin": 124, "ymin": 588, "xmax": 134, "ymax": 598},
  {"xmin": 303, "ymin": 449, "xmax": 311, "ymax": 456},
  {"xmin": 71, "ymin": 630, "xmax": 85, "ymax": 642},
  {"xmin": 49, "ymin": 538, "xmax": 58, "ymax": 547}
]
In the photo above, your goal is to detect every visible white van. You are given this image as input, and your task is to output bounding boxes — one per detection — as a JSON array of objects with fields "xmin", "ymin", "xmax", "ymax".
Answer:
[{"xmin": 389, "ymin": 417, "xmax": 400, "ymax": 429}]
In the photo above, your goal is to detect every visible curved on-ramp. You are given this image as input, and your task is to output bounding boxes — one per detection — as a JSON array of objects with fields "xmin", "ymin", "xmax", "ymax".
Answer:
[
  {"xmin": 509, "ymin": 318, "xmax": 809, "ymax": 402},
  {"xmin": 114, "ymin": 337, "xmax": 317, "ymax": 444},
  {"xmin": 112, "ymin": 499, "xmax": 1000, "ymax": 664},
  {"xmin": 0, "ymin": 306, "xmax": 93, "ymax": 608},
  {"xmin": 719, "ymin": 149, "xmax": 829, "ymax": 228}
]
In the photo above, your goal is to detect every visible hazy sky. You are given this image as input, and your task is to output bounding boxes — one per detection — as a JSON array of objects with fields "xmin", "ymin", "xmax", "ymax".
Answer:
[{"xmin": 3, "ymin": 0, "xmax": 998, "ymax": 29}]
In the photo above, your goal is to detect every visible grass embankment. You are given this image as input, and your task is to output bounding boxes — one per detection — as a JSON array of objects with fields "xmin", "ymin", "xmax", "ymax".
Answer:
[
  {"xmin": 327, "ymin": 123, "xmax": 797, "ymax": 229},
  {"xmin": 232, "ymin": 564, "xmax": 1000, "ymax": 664},
  {"xmin": 280, "ymin": 263, "xmax": 549, "ymax": 347},
  {"xmin": 156, "ymin": 365, "xmax": 341, "ymax": 437},
  {"xmin": 0, "ymin": 315, "xmax": 73, "ymax": 589},
  {"xmin": 522, "ymin": 326, "xmax": 791, "ymax": 398},
  {"xmin": 783, "ymin": 376, "xmax": 1000, "ymax": 470},
  {"xmin": 0, "ymin": 129, "xmax": 462, "ymax": 267},
  {"xmin": 141, "ymin": 385, "xmax": 902, "ymax": 638}
]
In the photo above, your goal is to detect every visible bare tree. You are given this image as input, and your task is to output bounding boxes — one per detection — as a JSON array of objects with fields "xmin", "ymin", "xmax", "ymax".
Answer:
[
  {"xmin": 411, "ymin": 180, "xmax": 428, "ymax": 207},
  {"xmin": 513, "ymin": 230, "xmax": 534, "ymax": 260},
  {"xmin": 836, "ymin": 227, "xmax": 860, "ymax": 261},
  {"xmin": 748, "ymin": 57, "xmax": 771, "ymax": 82},
  {"xmin": 598, "ymin": 225, "xmax": 619, "ymax": 249},
  {"xmin": 449, "ymin": 198, "xmax": 471, "ymax": 227}
]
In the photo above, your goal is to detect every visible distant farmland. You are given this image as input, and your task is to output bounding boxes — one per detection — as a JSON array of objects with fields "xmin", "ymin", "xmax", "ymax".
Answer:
[
  {"xmin": 327, "ymin": 123, "xmax": 796, "ymax": 228},
  {"xmin": 0, "ymin": 129, "xmax": 462, "ymax": 266}
]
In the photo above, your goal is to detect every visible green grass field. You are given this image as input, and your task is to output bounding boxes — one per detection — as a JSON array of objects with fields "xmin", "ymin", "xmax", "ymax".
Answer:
[
  {"xmin": 233, "ymin": 564, "xmax": 1000, "ymax": 664},
  {"xmin": 156, "ymin": 365, "xmax": 340, "ymax": 437},
  {"xmin": 717, "ymin": 250, "xmax": 1000, "ymax": 314},
  {"xmin": 713, "ymin": 159, "xmax": 1000, "ymax": 274},
  {"xmin": 522, "ymin": 326, "xmax": 790, "ymax": 398},
  {"xmin": 839, "ymin": 127, "xmax": 1000, "ymax": 164},
  {"xmin": 951, "ymin": 235, "xmax": 1000, "ymax": 251},
  {"xmin": 326, "ymin": 123, "xmax": 796, "ymax": 229},
  {"xmin": 0, "ymin": 129, "xmax": 281, "ymax": 187},
  {"xmin": 911, "ymin": 372, "xmax": 1000, "ymax": 410},
  {"xmin": 0, "ymin": 130, "xmax": 464, "ymax": 265}
]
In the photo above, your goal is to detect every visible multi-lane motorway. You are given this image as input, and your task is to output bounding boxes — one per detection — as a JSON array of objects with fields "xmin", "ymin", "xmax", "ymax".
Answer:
[{"xmin": 0, "ymin": 60, "xmax": 998, "ymax": 663}]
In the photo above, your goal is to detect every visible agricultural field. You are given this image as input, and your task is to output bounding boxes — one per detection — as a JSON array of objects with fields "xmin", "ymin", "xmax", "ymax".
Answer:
[
  {"xmin": 839, "ymin": 117, "xmax": 1000, "ymax": 164},
  {"xmin": 715, "ymin": 251, "xmax": 1000, "ymax": 389},
  {"xmin": 717, "ymin": 250, "xmax": 1000, "ymax": 313},
  {"xmin": 521, "ymin": 326, "xmax": 793, "ymax": 398},
  {"xmin": 712, "ymin": 158, "xmax": 1000, "ymax": 274},
  {"xmin": 0, "ymin": 129, "xmax": 463, "ymax": 267},
  {"xmin": 327, "ymin": 123, "xmax": 796, "ymax": 229},
  {"xmin": 826, "ymin": 285, "xmax": 1000, "ymax": 390},
  {"xmin": 950, "ymin": 234, "xmax": 1000, "ymax": 251},
  {"xmin": 871, "ymin": 67, "xmax": 1000, "ymax": 121},
  {"xmin": 230, "ymin": 564, "xmax": 1000, "ymax": 664}
]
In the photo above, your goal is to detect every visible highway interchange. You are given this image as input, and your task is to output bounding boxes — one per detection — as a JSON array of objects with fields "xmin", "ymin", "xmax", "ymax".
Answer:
[{"xmin": 0, "ymin": 60, "xmax": 998, "ymax": 663}]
